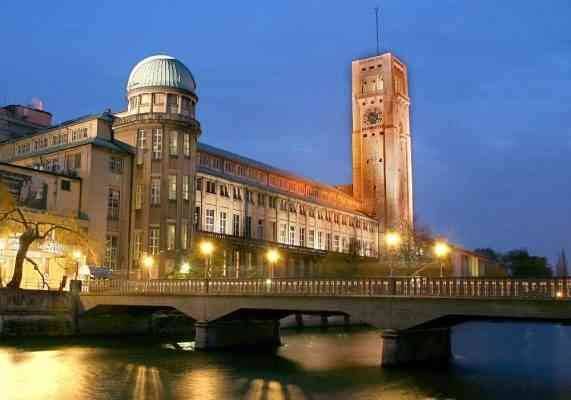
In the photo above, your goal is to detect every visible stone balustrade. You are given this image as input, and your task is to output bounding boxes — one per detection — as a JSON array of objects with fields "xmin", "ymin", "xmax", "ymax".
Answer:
[{"xmin": 82, "ymin": 277, "xmax": 571, "ymax": 300}]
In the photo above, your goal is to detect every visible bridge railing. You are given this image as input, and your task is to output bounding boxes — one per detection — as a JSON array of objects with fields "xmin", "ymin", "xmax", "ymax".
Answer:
[{"xmin": 83, "ymin": 277, "xmax": 571, "ymax": 299}]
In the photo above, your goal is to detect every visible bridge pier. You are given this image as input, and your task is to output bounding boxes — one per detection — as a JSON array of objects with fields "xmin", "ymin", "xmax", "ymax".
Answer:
[
  {"xmin": 379, "ymin": 328, "xmax": 451, "ymax": 367},
  {"xmin": 194, "ymin": 319, "xmax": 281, "ymax": 350}
]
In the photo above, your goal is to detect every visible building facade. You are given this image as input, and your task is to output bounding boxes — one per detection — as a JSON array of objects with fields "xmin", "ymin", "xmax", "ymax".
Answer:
[{"xmin": 0, "ymin": 52, "xmax": 413, "ymax": 279}]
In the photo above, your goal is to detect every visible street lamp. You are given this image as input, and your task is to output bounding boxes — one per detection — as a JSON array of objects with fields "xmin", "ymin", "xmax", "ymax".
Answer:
[
  {"xmin": 266, "ymin": 249, "xmax": 281, "ymax": 280},
  {"xmin": 384, "ymin": 231, "xmax": 401, "ymax": 277},
  {"xmin": 433, "ymin": 241, "xmax": 450, "ymax": 277},
  {"xmin": 142, "ymin": 254, "xmax": 154, "ymax": 279},
  {"xmin": 199, "ymin": 241, "xmax": 214, "ymax": 278}
]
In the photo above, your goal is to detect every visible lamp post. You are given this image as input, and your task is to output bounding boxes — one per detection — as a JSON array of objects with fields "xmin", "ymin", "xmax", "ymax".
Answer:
[
  {"xmin": 434, "ymin": 241, "xmax": 451, "ymax": 278},
  {"xmin": 199, "ymin": 241, "xmax": 214, "ymax": 278},
  {"xmin": 266, "ymin": 249, "xmax": 281, "ymax": 280},
  {"xmin": 142, "ymin": 254, "xmax": 155, "ymax": 280},
  {"xmin": 384, "ymin": 231, "xmax": 401, "ymax": 277}
]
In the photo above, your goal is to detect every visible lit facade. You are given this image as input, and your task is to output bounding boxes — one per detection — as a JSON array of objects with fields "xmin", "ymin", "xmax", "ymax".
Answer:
[{"xmin": 0, "ymin": 52, "xmax": 413, "ymax": 279}]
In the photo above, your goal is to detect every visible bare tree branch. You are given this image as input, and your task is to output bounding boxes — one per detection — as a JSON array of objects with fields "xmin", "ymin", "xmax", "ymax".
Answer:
[{"xmin": 25, "ymin": 256, "xmax": 50, "ymax": 290}]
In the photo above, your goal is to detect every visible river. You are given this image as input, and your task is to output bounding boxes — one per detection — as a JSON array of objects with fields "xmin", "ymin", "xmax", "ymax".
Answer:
[{"xmin": 0, "ymin": 322, "xmax": 569, "ymax": 400}]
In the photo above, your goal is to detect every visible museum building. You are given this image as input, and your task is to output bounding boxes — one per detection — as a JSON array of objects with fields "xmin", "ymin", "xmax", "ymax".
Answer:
[{"xmin": 0, "ymin": 52, "xmax": 415, "ymax": 280}]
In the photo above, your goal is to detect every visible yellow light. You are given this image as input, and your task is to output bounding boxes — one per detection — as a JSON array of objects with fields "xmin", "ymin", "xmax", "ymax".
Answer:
[
  {"xmin": 199, "ymin": 241, "xmax": 214, "ymax": 256},
  {"xmin": 72, "ymin": 250, "xmax": 82, "ymax": 261},
  {"xmin": 556, "ymin": 291, "xmax": 563, "ymax": 299},
  {"xmin": 434, "ymin": 241, "xmax": 451, "ymax": 258},
  {"xmin": 266, "ymin": 249, "xmax": 280, "ymax": 264},
  {"xmin": 0, "ymin": 239, "xmax": 5, "ymax": 251},
  {"xmin": 142, "ymin": 255, "xmax": 154, "ymax": 269},
  {"xmin": 384, "ymin": 231, "xmax": 402, "ymax": 248},
  {"xmin": 180, "ymin": 262, "xmax": 191, "ymax": 274},
  {"xmin": 265, "ymin": 278, "xmax": 272, "ymax": 285}
]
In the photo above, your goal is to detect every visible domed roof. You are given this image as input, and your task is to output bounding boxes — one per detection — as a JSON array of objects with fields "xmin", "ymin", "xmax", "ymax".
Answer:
[{"xmin": 127, "ymin": 54, "xmax": 196, "ymax": 94}]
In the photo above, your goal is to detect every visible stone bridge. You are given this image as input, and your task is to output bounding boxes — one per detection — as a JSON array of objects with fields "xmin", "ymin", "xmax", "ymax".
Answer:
[{"xmin": 79, "ymin": 277, "xmax": 571, "ymax": 366}]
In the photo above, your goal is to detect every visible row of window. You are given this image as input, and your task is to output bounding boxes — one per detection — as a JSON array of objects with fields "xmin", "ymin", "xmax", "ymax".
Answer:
[
  {"xmin": 197, "ymin": 207, "xmax": 376, "ymax": 256},
  {"xmin": 129, "ymin": 93, "xmax": 193, "ymax": 113},
  {"xmin": 137, "ymin": 129, "xmax": 192, "ymax": 159},
  {"xmin": 198, "ymin": 178, "xmax": 376, "ymax": 232},
  {"xmin": 134, "ymin": 175, "xmax": 191, "ymax": 209},
  {"xmin": 29, "ymin": 153, "xmax": 123, "ymax": 176},
  {"xmin": 133, "ymin": 223, "xmax": 190, "ymax": 259},
  {"xmin": 198, "ymin": 153, "xmax": 359, "ymax": 210},
  {"xmin": 15, "ymin": 127, "xmax": 89, "ymax": 156}
]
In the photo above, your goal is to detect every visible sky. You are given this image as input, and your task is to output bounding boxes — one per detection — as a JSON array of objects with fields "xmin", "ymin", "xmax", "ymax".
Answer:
[{"xmin": 1, "ymin": 1, "xmax": 570, "ymax": 263}]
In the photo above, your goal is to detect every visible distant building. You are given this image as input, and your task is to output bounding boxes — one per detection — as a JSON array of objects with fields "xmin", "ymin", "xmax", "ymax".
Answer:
[{"xmin": 0, "ymin": 52, "xmax": 489, "ymax": 280}]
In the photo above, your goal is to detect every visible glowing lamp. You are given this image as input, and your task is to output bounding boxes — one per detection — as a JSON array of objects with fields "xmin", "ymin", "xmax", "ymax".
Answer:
[
  {"xmin": 384, "ymin": 232, "xmax": 402, "ymax": 248},
  {"xmin": 142, "ymin": 255, "xmax": 154, "ymax": 269},
  {"xmin": 266, "ymin": 249, "xmax": 280, "ymax": 264},
  {"xmin": 180, "ymin": 262, "xmax": 191, "ymax": 274},
  {"xmin": 199, "ymin": 241, "xmax": 214, "ymax": 256},
  {"xmin": 434, "ymin": 241, "xmax": 451, "ymax": 258}
]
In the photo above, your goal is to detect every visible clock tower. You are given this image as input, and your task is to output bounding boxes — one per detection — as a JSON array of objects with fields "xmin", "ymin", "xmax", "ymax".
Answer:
[{"xmin": 351, "ymin": 53, "xmax": 413, "ymax": 231}]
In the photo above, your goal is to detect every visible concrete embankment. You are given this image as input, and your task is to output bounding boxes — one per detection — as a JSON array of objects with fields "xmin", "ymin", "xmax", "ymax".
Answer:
[{"xmin": 0, "ymin": 288, "xmax": 74, "ymax": 337}]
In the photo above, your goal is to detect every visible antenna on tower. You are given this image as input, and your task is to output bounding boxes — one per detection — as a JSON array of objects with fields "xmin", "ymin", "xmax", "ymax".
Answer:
[{"xmin": 374, "ymin": 6, "xmax": 381, "ymax": 55}]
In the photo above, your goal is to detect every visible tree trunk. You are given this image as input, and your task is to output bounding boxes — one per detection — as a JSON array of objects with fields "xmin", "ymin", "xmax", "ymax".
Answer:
[{"xmin": 7, "ymin": 229, "xmax": 36, "ymax": 289}]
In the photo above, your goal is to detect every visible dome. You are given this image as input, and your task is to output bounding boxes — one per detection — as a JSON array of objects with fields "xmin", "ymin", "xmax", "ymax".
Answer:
[{"xmin": 127, "ymin": 54, "xmax": 196, "ymax": 94}]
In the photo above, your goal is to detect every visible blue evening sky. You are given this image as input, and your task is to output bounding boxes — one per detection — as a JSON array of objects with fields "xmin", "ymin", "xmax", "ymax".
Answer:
[{"xmin": 1, "ymin": 1, "xmax": 569, "ymax": 263}]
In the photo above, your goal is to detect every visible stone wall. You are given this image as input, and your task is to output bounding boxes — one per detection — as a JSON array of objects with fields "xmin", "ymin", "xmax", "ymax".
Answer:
[{"xmin": 0, "ymin": 289, "xmax": 74, "ymax": 337}]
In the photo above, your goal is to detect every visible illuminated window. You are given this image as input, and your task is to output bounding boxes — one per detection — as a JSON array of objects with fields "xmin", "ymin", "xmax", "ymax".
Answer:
[
  {"xmin": 289, "ymin": 226, "xmax": 295, "ymax": 245},
  {"xmin": 168, "ymin": 175, "xmax": 177, "ymax": 200},
  {"xmin": 183, "ymin": 133, "xmax": 191, "ymax": 157},
  {"xmin": 205, "ymin": 209, "xmax": 215, "ymax": 232},
  {"xmin": 169, "ymin": 131, "xmax": 178, "ymax": 156},
  {"xmin": 107, "ymin": 189, "xmax": 120, "ymax": 220},
  {"xmin": 105, "ymin": 235, "xmax": 118, "ymax": 269},
  {"xmin": 182, "ymin": 176, "xmax": 190, "ymax": 200},
  {"xmin": 219, "ymin": 212, "xmax": 227, "ymax": 234},
  {"xmin": 167, "ymin": 224, "xmax": 176, "ymax": 250},
  {"xmin": 149, "ymin": 228, "xmax": 160, "ymax": 255},
  {"xmin": 151, "ymin": 178, "xmax": 161, "ymax": 205},
  {"xmin": 308, "ymin": 230, "xmax": 315, "ymax": 248},
  {"xmin": 152, "ymin": 128, "xmax": 162, "ymax": 159},
  {"xmin": 181, "ymin": 223, "xmax": 188, "ymax": 250},
  {"xmin": 333, "ymin": 235, "xmax": 340, "ymax": 252},
  {"xmin": 317, "ymin": 231, "xmax": 323, "ymax": 250},
  {"xmin": 137, "ymin": 129, "xmax": 146, "ymax": 149}
]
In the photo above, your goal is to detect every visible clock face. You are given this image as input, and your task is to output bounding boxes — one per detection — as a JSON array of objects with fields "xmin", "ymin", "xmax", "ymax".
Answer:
[{"xmin": 364, "ymin": 110, "xmax": 382, "ymax": 126}]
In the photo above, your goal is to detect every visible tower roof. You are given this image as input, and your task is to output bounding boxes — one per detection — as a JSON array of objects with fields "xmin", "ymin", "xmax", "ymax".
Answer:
[{"xmin": 127, "ymin": 54, "xmax": 196, "ymax": 94}]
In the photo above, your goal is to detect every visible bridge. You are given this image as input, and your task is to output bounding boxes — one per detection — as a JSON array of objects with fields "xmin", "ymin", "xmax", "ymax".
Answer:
[{"xmin": 78, "ymin": 277, "xmax": 571, "ymax": 366}]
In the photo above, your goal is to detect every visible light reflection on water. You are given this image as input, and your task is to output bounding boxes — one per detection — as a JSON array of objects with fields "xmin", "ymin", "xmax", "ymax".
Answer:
[{"xmin": 0, "ymin": 322, "xmax": 569, "ymax": 400}]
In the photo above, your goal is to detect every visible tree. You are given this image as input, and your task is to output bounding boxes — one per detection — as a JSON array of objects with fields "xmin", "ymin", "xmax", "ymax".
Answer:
[
  {"xmin": 501, "ymin": 249, "xmax": 551, "ymax": 278},
  {"xmin": 0, "ymin": 181, "xmax": 90, "ymax": 289}
]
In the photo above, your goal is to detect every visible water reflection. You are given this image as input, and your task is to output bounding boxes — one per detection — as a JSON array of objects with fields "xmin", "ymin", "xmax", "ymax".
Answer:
[{"xmin": 0, "ymin": 323, "xmax": 569, "ymax": 400}]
